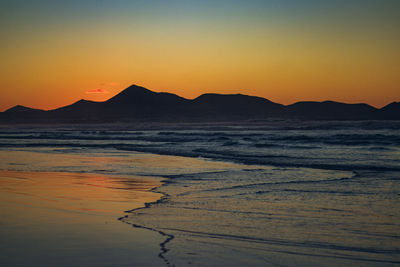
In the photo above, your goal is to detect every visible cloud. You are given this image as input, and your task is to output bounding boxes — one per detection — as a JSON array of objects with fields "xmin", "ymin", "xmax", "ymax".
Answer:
[{"xmin": 85, "ymin": 88, "xmax": 109, "ymax": 94}]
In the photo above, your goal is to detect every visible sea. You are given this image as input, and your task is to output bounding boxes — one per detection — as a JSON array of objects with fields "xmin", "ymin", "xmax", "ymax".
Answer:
[{"xmin": 0, "ymin": 121, "xmax": 399, "ymax": 266}]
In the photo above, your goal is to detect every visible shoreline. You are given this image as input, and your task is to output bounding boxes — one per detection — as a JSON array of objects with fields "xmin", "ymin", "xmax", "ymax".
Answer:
[{"xmin": 118, "ymin": 176, "xmax": 174, "ymax": 266}]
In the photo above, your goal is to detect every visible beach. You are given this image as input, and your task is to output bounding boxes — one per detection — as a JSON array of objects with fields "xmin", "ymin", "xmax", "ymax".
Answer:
[
  {"xmin": 0, "ymin": 124, "xmax": 399, "ymax": 266},
  {"xmin": 0, "ymin": 168, "xmax": 165, "ymax": 266}
]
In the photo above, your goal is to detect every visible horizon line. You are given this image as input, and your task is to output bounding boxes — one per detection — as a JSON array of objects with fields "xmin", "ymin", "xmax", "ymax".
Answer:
[{"xmin": 2, "ymin": 83, "xmax": 398, "ymax": 112}]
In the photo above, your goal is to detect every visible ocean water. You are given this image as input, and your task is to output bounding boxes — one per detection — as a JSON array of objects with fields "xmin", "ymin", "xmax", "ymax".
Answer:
[{"xmin": 0, "ymin": 121, "xmax": 399, "ymax": 266}]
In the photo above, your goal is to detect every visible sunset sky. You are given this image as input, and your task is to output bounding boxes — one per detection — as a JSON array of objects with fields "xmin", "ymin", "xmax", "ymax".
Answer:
[{"xmin": 0, "ymin": 0, "xmax": 399, "ymax": 111}]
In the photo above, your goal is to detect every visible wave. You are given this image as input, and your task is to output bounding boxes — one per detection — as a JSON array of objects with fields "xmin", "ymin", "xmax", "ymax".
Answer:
[
  {"xmin": 161, "ymin": 227, "xmax": 400, "ymax": 256},
  {"xmin": 1, "ymin": 140, "xmax": 400, "ymax": 172}
]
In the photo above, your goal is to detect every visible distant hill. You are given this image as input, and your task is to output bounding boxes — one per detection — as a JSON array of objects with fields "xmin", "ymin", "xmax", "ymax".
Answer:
[
  {"xmin": 1, "ymin": 105, "xmax": 47, "ymax": 123},
  {"xmin": 102, "ymin": 84, "xmax": 190, "ymax": 121},
  {"xmin": 4, "ymin": 105, "xmax": 45, "ymax": 114},
  {"xmin": 380, "ymin": 102, "xmax": 400, "ymax": 120},
  {"xmin": 287, "ymin": 101, "xmax": 379, "ymax": 120},
  {"xmin": 191, "ymin": 93, "xmax": 286, "ymax": 120},
  {"xmin": 0, "ymin": 84, "xmax": 398, "ymax": 123}
]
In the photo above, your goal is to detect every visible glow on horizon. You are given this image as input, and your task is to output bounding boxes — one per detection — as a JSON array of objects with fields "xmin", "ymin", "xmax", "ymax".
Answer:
[{"xmin": 0, "ymin": 1, "xmax": 399, "ymax": 111}]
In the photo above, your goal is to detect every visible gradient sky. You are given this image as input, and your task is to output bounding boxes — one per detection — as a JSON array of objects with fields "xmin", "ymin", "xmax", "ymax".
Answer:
[{"xmin": 0, "ymin": 0, "xmax": 399, "ymax": 111}]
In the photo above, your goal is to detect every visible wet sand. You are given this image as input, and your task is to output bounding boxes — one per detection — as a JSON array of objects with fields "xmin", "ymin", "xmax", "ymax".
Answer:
[
  {"xmin": 0, "ymin": 148, "xmax": 245, "ymax": 266},
  {"xmin": 0, "ymin": 170, "xmax": 164, "ymax": 266}
]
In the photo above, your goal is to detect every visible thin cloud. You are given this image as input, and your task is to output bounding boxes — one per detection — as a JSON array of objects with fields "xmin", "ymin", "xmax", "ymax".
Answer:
[{"xmin": 85, "ymin": 89, "xmax": 109, "ymax": 94}]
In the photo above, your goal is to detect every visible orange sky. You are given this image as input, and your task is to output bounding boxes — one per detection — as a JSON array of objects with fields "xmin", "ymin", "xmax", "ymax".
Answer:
[{"xmin": 0, "ymin": 1, "xmax": 399, "ymax": 111}]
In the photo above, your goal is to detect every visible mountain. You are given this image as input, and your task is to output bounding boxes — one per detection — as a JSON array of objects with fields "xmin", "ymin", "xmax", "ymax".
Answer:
[
  {"xmin": 46, "ymin": 84, "xmax": 285, "ymax": 122},
  {"xmin": 0, "ymin": 105, "xmax": 47, "ymax": 123},
  {"xmin": 48, "ymin": 99, "xmax": 103, "ymax": 123},
  {"xmin": 381, "ymin": 102, "xmax": 400, "ymax": 119},
  {"xmin": 190, "ymin": 93, "xmax": 286, "ymax": 120},
  {"xmin": 0, "ymin": 84, "xmax": 399, "ymax": 123},
  {"xmin": 47, "ymin": 84, "xmax": 190, "ymax": 122},
  {"xmin": 4, "ymin": 105, "xmax": 45, "ymax": 114},
  {"xmin": 102, "ymin": 84, "xmax": 190, "ymax": 121},
  {"xmin": 105, "ymin": 84, "xmax": 188, "ymax": 106},
  {"xmin": 286, "ymin": 101, "xmax": 379, "ymax": 120}
]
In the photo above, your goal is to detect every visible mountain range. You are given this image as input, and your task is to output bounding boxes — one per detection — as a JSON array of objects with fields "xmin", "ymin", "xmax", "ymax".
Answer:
[{"xmin": 1, "ymin": 84, "xmax": 399, "ymax": 123}]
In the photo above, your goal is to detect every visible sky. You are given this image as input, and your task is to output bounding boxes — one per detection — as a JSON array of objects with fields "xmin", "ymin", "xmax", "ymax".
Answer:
[{"xmin": 0, "ymin": 0, "xmax": 399, "ymax": 111}]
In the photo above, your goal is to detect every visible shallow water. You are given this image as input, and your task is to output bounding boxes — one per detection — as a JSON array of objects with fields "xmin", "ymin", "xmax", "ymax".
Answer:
[{"xmin": 0, "ymin": 122, "xmax": 399, "ymax": 266}]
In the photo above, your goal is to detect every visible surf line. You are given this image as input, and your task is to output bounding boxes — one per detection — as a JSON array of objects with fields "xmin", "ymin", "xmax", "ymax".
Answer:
[{"xmin": 118, "ymin": 186, "xmax": 175, "ymax": 266}]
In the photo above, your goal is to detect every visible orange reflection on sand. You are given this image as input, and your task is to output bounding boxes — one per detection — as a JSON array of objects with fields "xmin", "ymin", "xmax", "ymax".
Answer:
[{"xmin": 0, "ymin": 170, "xmax": 162, "ymax": 217}]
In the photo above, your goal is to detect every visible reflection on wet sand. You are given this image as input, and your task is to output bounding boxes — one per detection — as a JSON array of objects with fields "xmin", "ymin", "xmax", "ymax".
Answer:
[{"xmin": 0, "ymin": 170, "xmax": 164, "ymax": 267}]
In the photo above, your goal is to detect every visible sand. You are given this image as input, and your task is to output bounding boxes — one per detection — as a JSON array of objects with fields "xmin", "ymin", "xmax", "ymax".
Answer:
[{"xmin": 0, "ymin": 170, "xmax": 165, "ymax": 266}]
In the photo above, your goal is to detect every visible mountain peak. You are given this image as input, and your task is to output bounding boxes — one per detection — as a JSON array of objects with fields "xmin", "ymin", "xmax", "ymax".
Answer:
[
  {"xmin": 125, "ymin": 84, "xmax": 153, "ymax": 93},
  {"xmin": 4, "ymin": 105, "xmax": 44, "ymax": 113},
  {"xmin": 104, "ymin": 84, "xmax": 189, "ymax": 108},
  {"xmin": 105, "ymin": 84, "xmax": 155, "ymax": 104}
]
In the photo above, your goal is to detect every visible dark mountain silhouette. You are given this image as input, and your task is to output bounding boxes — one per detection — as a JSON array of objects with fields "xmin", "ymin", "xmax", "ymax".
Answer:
[
  {"xmin": 191, "ymin": 93, "xmax": 286, "ymax": 120},
  {"xmin": 381, "ymin": 102, "xmax": 400, "ymax": 120},
  {"xmin": 46, "ymin": 85, "xmax": 190, "ymax": 122},
  {"xmin": 105, "ymin": 84, "xmax": 188, "ymax": 106},
  {"xmin": 4, "ymin": 105, "xmax": 45, "ymax": 114},
  {"xmin": 0, "ymin": 84, "xmax": 398, "ymax": 123},
  {"xmin": 1, "ymin": 105, "xmax": 47, "ymax": 122},
  {"xmin": 102, "ymin": 84, "xmax": 190, "ymax": 121},
  {"xmin": 287, "ymin": 101, "xmax": 379, "ymax": 120},
  {"xmin": 48, "ymin": 99, "xmax": 103, "ymax": 122}
]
